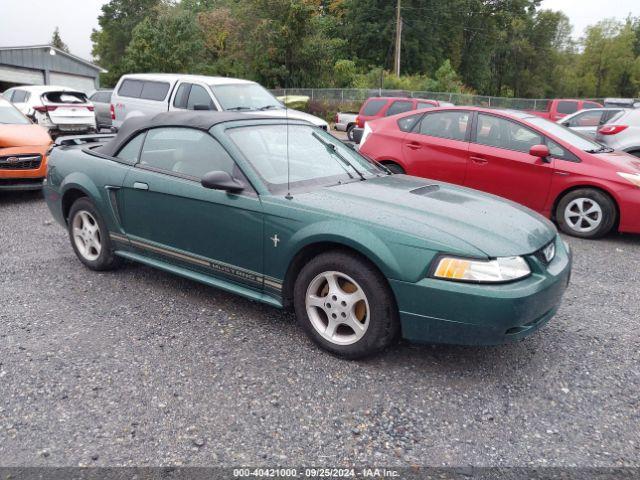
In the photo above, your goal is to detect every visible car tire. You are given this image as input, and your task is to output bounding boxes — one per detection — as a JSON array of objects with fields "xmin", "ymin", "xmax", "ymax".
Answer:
[
  {"xmin": 556, "ymin": 189, "xmax": 616, "ymax": 239},
  {"xmin": 293, "ymin": 250, "xmax": 400, "ymax": 359},
  {"xmin": 67, "ymin": 197, "xmax": 122, "ymax": 271},
  {"xmin": 346, "ymin": 124, "xmax": 356, "ymax": 142},
  {"xmin": 382, "ymin": 162, "xmax": 405, "ymax": 174}
]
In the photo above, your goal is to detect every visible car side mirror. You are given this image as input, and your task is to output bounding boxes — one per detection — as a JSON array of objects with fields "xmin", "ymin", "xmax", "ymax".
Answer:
[
  {"xmin": 530, "ymin": 144, "xmax": 551, "ymax": 162},
  {"xmin": 201, "ymin": 171, "xmax": 244, "ymax": 192},
  {"xmin": 193, "ymin": 104, "xmax": 212, "ymax": 111}
]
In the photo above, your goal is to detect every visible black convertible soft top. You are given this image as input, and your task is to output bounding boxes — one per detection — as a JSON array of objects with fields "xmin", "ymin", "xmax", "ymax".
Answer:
[{"xmin": 97, "ymin": 111, "xmax": 276, "ymax": 157}]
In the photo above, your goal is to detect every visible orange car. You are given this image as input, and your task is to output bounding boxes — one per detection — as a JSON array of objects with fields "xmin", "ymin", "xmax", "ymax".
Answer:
[{"xmin": 0, "ymin": 96, "xmax": 52, "ymax": 190}]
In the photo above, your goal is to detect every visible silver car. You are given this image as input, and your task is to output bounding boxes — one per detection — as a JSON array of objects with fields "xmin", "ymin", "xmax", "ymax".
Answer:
[
  {"xmin": 88, "ymin": 90, "xmax": 113, "ymax": 130},
  {"xmin": 595, "ymin": 109, "xmax": 640, "ymax": 157},
  {"xmin": 558, "ymin": 108, "xmax": 624, "ymax": 138}
]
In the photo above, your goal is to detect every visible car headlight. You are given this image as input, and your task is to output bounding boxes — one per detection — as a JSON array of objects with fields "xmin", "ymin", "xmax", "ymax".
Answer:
[
  {"xmin": 432, "ymin": 255, "xmax": 531, "ymax": 283},
  {"xmin": 618, "ymin": 172, "xmax": 640, "ymax": 187}
]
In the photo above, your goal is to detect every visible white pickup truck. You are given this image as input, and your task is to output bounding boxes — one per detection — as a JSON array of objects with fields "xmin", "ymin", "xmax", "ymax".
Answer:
[
  {"xmin": 333, "ymin": 111, "xmax": 359, "ymax": 140},
  {"xmin": 111, "ymin": 73, "xmax": 328, "ymax": 130}
]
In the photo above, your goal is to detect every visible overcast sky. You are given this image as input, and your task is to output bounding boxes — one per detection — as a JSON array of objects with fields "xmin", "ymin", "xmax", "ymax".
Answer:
[{"xmin": 0, "ymin": 0, "xmax": 638, "ymax": 62}]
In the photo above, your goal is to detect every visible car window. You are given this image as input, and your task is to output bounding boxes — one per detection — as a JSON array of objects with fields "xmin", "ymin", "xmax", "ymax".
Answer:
[
  {"xmin": 140, "ymin": 81, "xmax": 170, "ymax": 101},
  {"xmin": 173, "ymin": 83, "xmax": 190, "ymax": 109},
  {"xmin": 118, "ymin": 79, "xmax": 144, "ymax": 98},
  {"xmin": 139, "ymin": 128, "xmax": 235, "ymax": 179},
  {"xmin": 547, "ymin": 138, "xmax": 578, "ymax": 162},
  {"xmin": 116, "ymin": 133, "xmax": 146, "ymax": 164},
  {"xmin": 583, "ymin": 102, "xmax": 601, "ymax": 109},
  {"xmin": 187, "ymin": 85, "xmax": 215, "ymax": 110},
  {"xmin": 227, "ymin": 124, "xmax": 380, "ymax": 193},
  {"xmin": 385, "ymin": 100, "xmax": 413, "ymax": 116},
  {"xmin": 12, "ymin": 90, "xmax": 28, "ymax": 103},
  {"xmin": 557, "ymin": 101, "xmax": 578, "ymax": 115},
  {"xmin": 416, "ymin": 102, "xmax": 436, "ymax": 110},
  {"xmin": 603, "ymin": 110, "xmax": 622, "ymax": 123},
  {"xmin": 567, "ymin": 111, "xmax": 603, "ymax": 128},
  {"xmin": 361, "ymin": 99, "xmax": 386, "ymax": 116},
  {"xmin": 93, "ymin": 91, "xmax": 112, "ymax": 103},
  {"xmin": 397, "ymin": 113, "xmax": 422, "ymax": 132},
  {"xmin": 476, "ymin": 114, "xmax": 543, "ymax": 153},
  {"xmin": 418, "ymin": 111, "xmax": 470, "ymax": 141},
  {"xmin": 0, "ymin": 104, "xmax": 30, "ymax": 124}
]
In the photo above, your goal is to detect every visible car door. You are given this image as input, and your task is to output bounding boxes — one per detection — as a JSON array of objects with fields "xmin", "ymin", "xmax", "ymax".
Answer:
[
  {"xmin": 401, "ymin": 110, "xmax": 471, "ymax": 184},
  {"xmin": 563, "ymin": 110, "xmax": 607, "ymax": 138},
  {"xmin": 119, "ymin": 127, "xmax": 264, "ymax": 291},
  {"xmin": 465, "ymin": 113, "xmax": 553, "ymax": 211},
  {"xmin": 171, "ymin": 83, "xmax": 217, "ymax": 111}
]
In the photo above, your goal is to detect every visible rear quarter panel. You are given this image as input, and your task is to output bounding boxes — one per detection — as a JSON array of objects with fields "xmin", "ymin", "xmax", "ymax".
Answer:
[{"xmin": 45, "ymin": 146, "xmax": 131, "ymax": 230}]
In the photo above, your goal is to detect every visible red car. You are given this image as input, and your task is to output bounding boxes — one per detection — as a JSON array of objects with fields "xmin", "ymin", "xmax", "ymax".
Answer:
[
  {"xmin": 355, "ymin": 96, "xmax": 454, "ymax": 128},
  {"xmin": 359, "ymin": 107, "xmax": 640, "ymax": 239},
  {"xmin": 526, "ymin": 99, "xmax": 602, "ymax": 122}
]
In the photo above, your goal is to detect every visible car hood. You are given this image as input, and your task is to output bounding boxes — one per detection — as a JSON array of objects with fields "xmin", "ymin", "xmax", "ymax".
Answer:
[
  {"xmin": 249, "ymin": 108, "xmax": 328, "ymax": 127},
  {"xmin": 292, "ymin": 175, "xmax": 557, "ymax": 258},
  {"xmin": 0, "ymin": 124, "xmax": 52, "ymax": 148},
  {"xmin": 591, "ymin": 150, "xmax": 640, "ymax": 173}
]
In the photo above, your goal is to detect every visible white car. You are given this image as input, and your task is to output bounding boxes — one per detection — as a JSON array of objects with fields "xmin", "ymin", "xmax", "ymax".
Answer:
[
  {"xmin": 557, "ymin": 107, "xmax": 625, "ymax": 139},
  {"xmin": 3, "ymin": 85, "xmax": 96, "ymax": 137},
  {"xmin": 110, "ymin": 73, "xmax": 328, "ymax": 130}
]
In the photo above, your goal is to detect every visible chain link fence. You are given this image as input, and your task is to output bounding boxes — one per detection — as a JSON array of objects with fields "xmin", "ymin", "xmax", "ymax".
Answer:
[{"xmin": 272, "ymin": 88, "xmax": 605, "ymax": 112}]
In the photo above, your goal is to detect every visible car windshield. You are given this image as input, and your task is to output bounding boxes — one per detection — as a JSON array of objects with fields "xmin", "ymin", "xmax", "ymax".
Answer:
[
  {"xmin": 226, "ymin": 124, "xmax": 382, "ymax": 193},
  {"xmin": 526, "ymin": 116, "xmax": 604, "ymax": 152},
  {"xmin": 210, "ymin": 83, "xmax": 283, "ymax": 111},
  {"xmin": 0, "ymin": 104, "xmax": 30, "ymax": 124}
]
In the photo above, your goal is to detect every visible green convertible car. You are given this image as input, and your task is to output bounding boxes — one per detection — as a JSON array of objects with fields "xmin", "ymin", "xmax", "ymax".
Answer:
[{"xmin": 44, "ymin": 112, "xmax": 572, "ymax": 358}]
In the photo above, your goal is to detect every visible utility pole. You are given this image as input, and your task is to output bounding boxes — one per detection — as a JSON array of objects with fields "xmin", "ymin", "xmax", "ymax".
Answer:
[{"xmin": 394, "ymin": 0, "xmax": 402, "ymax": 76}]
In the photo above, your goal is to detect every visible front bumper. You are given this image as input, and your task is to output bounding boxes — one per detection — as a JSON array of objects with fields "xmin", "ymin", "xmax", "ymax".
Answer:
[
  {"xmin": 0, "ymin": 146, "xmax": 49, "ymax": 190},
  {"xmin": 617, "ymin": 187, "xmax": 640, "ymax": 234},
  {"xmin": 391, "ymin": 236, "xmax": 572, "ymax": 345}
]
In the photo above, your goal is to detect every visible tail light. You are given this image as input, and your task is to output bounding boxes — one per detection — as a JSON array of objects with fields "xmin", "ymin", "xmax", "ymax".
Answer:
[
  {"xmin": 110, "ymin": 104, "xmax": 115, "ymax": 120},
  {"xmin": 334, "ymin": 113, "xmax": 338, "ymax": 123},
  {"xmin": 33, "ymin": 105, "xmax": 57, "ymax": 113},
  {"xmin": 87, "ymin": 105, "xmax": 95, "ymax": 112},
  {"xmin": 356, "ymin": 116, "xmax": 364, "ymax": 128},
  {"xmin": 598, "ymin": 125, "xmax": 628, "ymax": 135}
]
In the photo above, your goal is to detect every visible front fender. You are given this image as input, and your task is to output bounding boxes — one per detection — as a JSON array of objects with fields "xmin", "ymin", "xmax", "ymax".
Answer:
[{"xmin": 288, "ymin": 220, "xmax": 403, "ymax": 279}]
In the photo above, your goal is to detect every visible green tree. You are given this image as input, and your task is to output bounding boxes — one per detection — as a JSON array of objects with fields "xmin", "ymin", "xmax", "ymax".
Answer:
[
  {"xmin": 91, "ymin": 0, "xmax": 162, "ymax": 86},
  {"xmin": 51, "ymin": 27, "xmax": 70, "ymax": 53},
  {"xmin": 122, "ymin": 4, "xmax": 204, "ymax": 74}
]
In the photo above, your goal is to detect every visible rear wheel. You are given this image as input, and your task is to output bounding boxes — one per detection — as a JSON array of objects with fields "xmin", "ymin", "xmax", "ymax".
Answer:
[
  {"xmin": 293, "ymin": 250, "xmax": 399, "ymax": 359},
  {"xmin": 556, "ymin": 189, "xmax": 616, "ymax": 239},
  {"xmin": 382, "ymin": 161, "xmax": 405, "ymax": 174},
  {"xmin": 68, "ymin": 197, "xmax": 122, "ymax": 270},
  {"xmin": 346, "ymin": 124, "xmax": 356, "ymax": 141}
]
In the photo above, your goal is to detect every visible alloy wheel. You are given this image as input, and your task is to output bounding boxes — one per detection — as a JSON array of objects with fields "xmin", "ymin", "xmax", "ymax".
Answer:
[
  {"xmin": 564, "ymin": 198, "xmax": 603, "ymax": 234},
  {"xmin": 72, "ymin": 210, "xmax": 102, "ymax": 261},
  {"xmin": 305, "ymin": 271, "xmax": 370, "ymax": 346}
]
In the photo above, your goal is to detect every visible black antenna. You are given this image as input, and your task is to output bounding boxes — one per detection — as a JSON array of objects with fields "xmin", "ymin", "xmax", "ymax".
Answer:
[{"xmin": 285, "ymin": 56, "xmax": 292, "ymax": 200}]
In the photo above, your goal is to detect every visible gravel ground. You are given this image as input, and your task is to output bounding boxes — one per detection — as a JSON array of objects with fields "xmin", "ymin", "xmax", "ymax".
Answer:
[{"xmin": 0, "ymin": 190, "xmax": 639, "ymax": 468}]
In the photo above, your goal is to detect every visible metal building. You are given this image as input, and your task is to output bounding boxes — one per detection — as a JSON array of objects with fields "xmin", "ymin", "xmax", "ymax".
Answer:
[{"xmin": 0, "ymin": 45, "xmax": 105, "ymax": 93}]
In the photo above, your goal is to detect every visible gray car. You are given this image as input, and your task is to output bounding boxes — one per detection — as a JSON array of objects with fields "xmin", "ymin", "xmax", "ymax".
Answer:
[
  {"xmin": 88, "ymin": 90, "xmax": 113, "ymax": 130},
  {"xmin": 595, "ymin": 109, "xmax": 640, "ymax": 157},
  {"xmin": 558, "ymin": 107, "xmax": 624, "ymax": 139}
]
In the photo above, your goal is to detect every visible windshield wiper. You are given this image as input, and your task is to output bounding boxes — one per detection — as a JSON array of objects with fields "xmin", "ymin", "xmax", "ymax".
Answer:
[
  {"xmin": 586, "ymin": 145, "xmax": 614, "ymax": 153},
  {"xmin": 312, "ymin": 132, "xmax": 366, "ymax": 181},
  {"xmin": 258, "ymin": 105, "xmax": 280, "ymax": 111},
  {"xmin": 226, "ymin": 106, "xmax": 252, "ymax": 111}
]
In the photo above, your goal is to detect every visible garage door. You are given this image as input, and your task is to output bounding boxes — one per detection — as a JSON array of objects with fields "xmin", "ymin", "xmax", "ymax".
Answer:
[
  {"xmin": 49, "ymin": 72, "xmax": 96, "ymax": 93},
  {"xmin": 0, "ymin": 65, "xmax": 44, "ymax": 85}
]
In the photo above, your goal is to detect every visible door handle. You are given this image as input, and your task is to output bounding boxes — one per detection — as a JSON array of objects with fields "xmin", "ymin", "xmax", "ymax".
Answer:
[
  {"xmin": 470, "ymin": 156, "xmax": 488, "ymax": 165},
  {"xmin": 405, "ymin": 142, "xmax": 422, "ymax": 150},
  {"xmin": 133, "ymin": 182, "xmax": 149, "ymax": 191}
]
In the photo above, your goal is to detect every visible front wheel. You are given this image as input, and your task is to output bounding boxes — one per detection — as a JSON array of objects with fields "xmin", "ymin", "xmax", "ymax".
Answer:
[
  {"xmin": 68, "ymin": 197, "xmax": 122, "ymax": 270},
  {"xmin": 556, "ymin": 189, "xmax": 616, "ymax": 239},
  {"xmin": 293, "ymin": 250, "xmax": 400, "ymax": 359}
]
